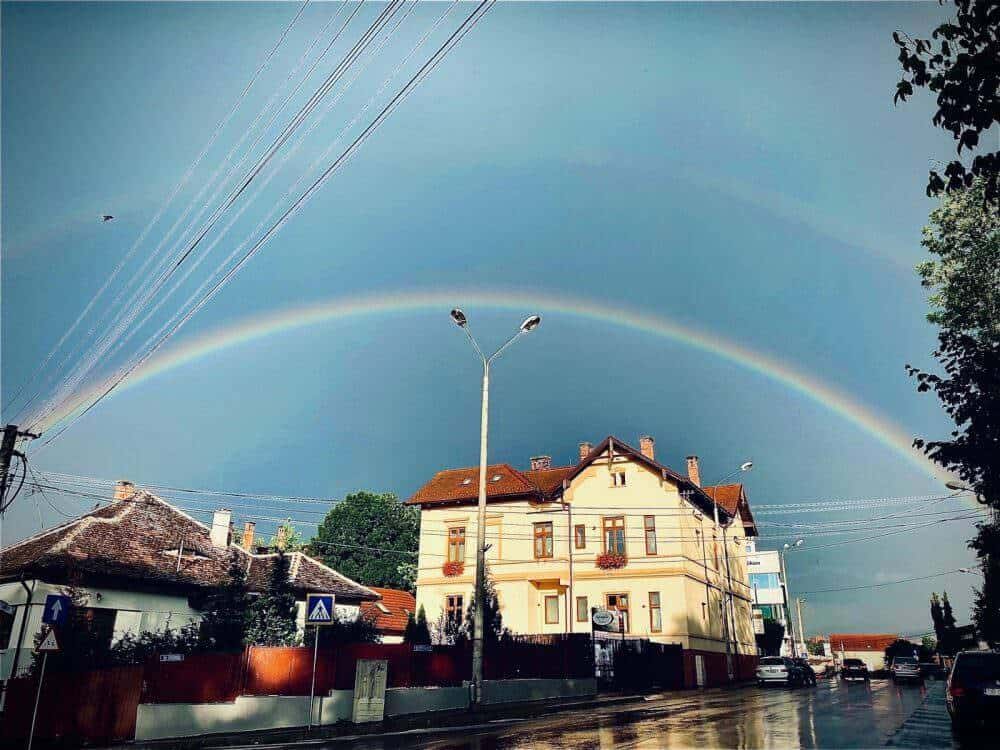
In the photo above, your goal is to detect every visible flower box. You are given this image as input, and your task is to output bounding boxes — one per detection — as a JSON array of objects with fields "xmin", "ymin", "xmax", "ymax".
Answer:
[
  {"xmin": 596, "ymin": 552, "xmax": 627, "ymax": 570},
  {"xmin": 442, "ymin": 561, "xmax": 465, "ymax": 577}
]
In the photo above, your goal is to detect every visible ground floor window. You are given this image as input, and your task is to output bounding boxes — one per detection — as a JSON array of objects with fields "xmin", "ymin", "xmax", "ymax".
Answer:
[
  {"xmin": 606, "ymin": 593, "xmax": 630, "ymax": 632},
  {"xmin": 446, "ymin": 595, "xmax": 464, "ymax": 626},
  {"xmin": 544, "ymin": 595, "xmax": 560, "ymax": 624},
  {"xmin": 648, "ymin": 592, "xmax": 662, "ymax": 632},
  {"xmin": 576, "ymin": 596, "xmax": 589, "ymax": 622}
]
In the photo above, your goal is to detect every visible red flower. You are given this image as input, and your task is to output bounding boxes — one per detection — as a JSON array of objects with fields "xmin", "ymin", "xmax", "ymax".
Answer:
[
  {"xmin": 442, "ymin": 561, "xmax": 465, "ymax": 577},
  {"xmin": 596, "ymin": 553, "xmax": 627, "ymax": 570}
]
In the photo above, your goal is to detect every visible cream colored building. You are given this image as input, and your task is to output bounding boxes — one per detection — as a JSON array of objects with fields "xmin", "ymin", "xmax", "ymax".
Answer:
[{"xmin": 409, "ymin": 436, "xmax": 759, "ymax": 684}]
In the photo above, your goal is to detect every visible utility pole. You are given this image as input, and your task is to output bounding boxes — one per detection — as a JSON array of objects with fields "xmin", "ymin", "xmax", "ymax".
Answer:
[
  {"xmin": 0, "ymin": 424, "xmax": 39, "ymax": 509},
  {"xmin": 796, "ymin": 597, "xmax": 807, "ymax": 657}
]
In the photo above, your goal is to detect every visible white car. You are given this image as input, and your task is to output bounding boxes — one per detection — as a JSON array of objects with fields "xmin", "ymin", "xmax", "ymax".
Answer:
[{"xmin": 757, "ymin": 656, "xmax": 802, "ymax": 686}]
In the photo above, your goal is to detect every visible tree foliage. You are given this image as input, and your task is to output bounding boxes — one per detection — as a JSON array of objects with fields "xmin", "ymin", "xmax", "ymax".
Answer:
[
  {"xmin": 893, "ymin": 1, "xmax": 1000, "ymax": 206},
  {"xmin": 755, "ymin": 619, "xmax": 785, "ymax": 657},
  {"xmin": 197, "ymin": 551, "xmax": 249, "ymax": 650},
  {"xmin": 303, "ymin": 612, "xmax": 381, "ymax": 647},
  {"xmin": 910, "ymin": 183, "xmax": 1000, "ymax": 646},
  {"xmin": 244, "ymin": 551, "xmax": 299, "ymax": 646},
  {"xmin": 312, "ymin": 491, "xmax": 420, "ymax": 591},
  {"xmin": 404, "ymin": 605, "xmax": 432, "ymax": 645},
  {"xmin": 931, "ymin": 591, "xmax": 962, "ymax": 655}
]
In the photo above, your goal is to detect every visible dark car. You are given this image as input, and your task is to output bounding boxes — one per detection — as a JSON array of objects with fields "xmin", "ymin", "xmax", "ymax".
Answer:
[
  {"xmin": 793, "ymin": 658, "xmax": 817, "ymax": 686},
  {"xmin": 947, "ymin": 651, "xmax": 1000, "ymax": 729},
  {"xmin": 841, "ymin": 658, "xmax": 869, "ymax": 681}
]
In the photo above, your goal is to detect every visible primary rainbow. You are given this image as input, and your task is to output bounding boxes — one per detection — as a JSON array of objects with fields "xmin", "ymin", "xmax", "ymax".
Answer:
[{"xmin": 40, "ymin": 288, "xmax": 950, "ymax": 483}]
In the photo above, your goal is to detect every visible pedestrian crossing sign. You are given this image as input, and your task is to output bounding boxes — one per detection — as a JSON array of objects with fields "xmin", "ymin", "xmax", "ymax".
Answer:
[
  {"xmin": 306, "ymin": 593, "xmax": 335, "ymax": 625},
  {"xmin": 36, "ymin": 627, "xmax": 61, "ymax": 653}
]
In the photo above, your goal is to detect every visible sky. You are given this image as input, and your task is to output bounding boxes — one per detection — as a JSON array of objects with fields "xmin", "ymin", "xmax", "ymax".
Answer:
[{"xmin": 0, "ymin": 1, "xmax": 984, "ymax": 638}]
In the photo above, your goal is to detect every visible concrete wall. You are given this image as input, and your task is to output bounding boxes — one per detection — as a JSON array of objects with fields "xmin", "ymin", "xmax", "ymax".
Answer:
[
  {"xmin": 135, "ymin": 679, "xmax": 596, "ymax": 740},
  {"xmin": 135, "ymin": 692, "xmax": 354, "ymax": 741}
]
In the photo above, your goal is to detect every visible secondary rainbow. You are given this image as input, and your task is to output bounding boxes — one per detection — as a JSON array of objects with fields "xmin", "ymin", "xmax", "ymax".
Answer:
[{"xmin": 39, "ymin": 288, "xmax": 951, "ymax": 484}]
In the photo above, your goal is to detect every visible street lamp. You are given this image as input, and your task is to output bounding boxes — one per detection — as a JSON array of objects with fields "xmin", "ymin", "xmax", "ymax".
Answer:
[
  {"xmin": 780, "ymin": 539, "xmax": 804, "ymax": 656},
  {"xmin": 451, "ymin": 308, "xmax": 541, "ymax": 706},
  {"xmin": 707, "ymin": 460, "xmax": 753, "ymax": 681}
]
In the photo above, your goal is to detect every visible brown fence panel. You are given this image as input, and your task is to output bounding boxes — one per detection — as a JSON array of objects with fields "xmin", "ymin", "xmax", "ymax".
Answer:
[
  {"xmin": 0, "ymin": 665, "xmax": 143, "ymax": 745},
  {"xmin": 333, "ymin": 643, "xmax": 414, "ymax": 690},
  {"xmin": 244, "ymin": 646, "xmax": 336, "ymax": 696},
  {"xmin": 142, "ymin": 651, "xmax": 246, "ymax": 703}
]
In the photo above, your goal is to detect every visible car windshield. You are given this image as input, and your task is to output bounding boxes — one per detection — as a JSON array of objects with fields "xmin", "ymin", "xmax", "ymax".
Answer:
[
  {"xmin": 894, "ymin": 657, "xmax": 918, "ymax": 665},
  {"xmin": 760, "ymin": 657, "xmax": 785, "ymax": 666},
  {"xmin": 954, "ymin": 653, "xmax": 1000, "ymax": 681},
  {"xmin": 844, "ymin": 659, "xmax": 864, "ymax": 666}
]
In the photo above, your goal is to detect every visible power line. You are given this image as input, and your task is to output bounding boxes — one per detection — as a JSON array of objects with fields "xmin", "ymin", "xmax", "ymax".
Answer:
[{"xmin": 800, "ymin": 569, "xmax": 970, "ymax": 595}]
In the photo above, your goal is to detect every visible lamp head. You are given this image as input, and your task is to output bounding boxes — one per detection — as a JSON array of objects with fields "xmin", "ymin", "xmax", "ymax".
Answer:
[
  {"xmin": 520, "ymin": 314, "xmax": 542, "ymax": 333},
  {"xmin": 794, "ymin": 539, "xmax": 804, "ymax": 547},
  {"xmin": 450, "ymin": 308, "xmax": 468, "ymax": 327},
  {"xmin": 945, "ymin": 480, "xmax": 972, "ymax": 492},
  {"xmin": 740, "ymin": 461, "xmax": 754, "ymax": 472}
]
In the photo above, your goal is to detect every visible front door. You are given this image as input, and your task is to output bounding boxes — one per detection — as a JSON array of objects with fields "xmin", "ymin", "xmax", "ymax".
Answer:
[{"xmin": 606, "ymin": 593, "xmax": 630, "ymax": 633}]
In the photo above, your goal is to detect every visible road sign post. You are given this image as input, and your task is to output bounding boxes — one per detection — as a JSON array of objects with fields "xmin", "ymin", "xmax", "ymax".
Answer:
[
  {"xmin": 28, "ymin": 628, "xmax": 60, "ymax": 750},
  {"xmin": 305, "ymin": 594, "xmax": 334, "ymax": 731}
]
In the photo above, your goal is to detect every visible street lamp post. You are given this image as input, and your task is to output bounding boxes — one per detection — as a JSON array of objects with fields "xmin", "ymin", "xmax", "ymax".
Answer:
[
  {"xmin": 780, "ymin": 539, "xmax": 804, "ymax": 656},
  {"xmin": 451, "ymin": 308, "xmax": 541, "ymax": 707}
]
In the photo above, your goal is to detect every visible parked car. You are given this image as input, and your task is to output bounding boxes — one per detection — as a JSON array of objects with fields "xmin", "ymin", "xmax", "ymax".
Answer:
[
  {"xmin": 757, "ymin": 656, "xmax": 804, "ymax": 687},
  {"xmin": 793, "ymin": 658, "xmax": 818, "ymax": 685},
  {"xmin": 890, "ymin": 656, "xmax": 922, "ymax": 683},
  {"xmin": 947, "ymin": 651, "xmax": 1000, "ymax": 729},
  {"xmin": 841, "ymin": 658, "xmax": 869, "ymax": 681}
]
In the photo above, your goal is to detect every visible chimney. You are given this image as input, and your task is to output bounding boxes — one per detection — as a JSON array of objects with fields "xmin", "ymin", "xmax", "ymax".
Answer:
[
  {"xmin": 242, "ymin": 522, "xmax": 256, "ymax": 552},
  {"xmin": 210, "ymin": 509, "xmax": 232, "ymax": 548},
  {"xmin": 530, "ymin": 455, "xmax": 552, "ymax": 471},
  {"xmin": 639, "ymin": 436, "xmax": 655, "ymax": 461},
  {"xmin": 578, "ymin": 442, "xmax": 593, "ymax": 462},
  {"xmin": 686, "ymin": 456, "xmax": 701, "ymax": 487},
  {"xmin": 114, "ymin": 480, "xmax": 135, "ymax": 502},
  {"xmin": 276, "ymin": 525, "xmax": 287, "ymax": 551}
]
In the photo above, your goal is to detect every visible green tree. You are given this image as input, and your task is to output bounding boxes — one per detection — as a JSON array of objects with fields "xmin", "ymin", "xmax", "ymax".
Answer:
[
  {"xmin": 404, "ymin": 604, "xmax": 432, "ymax": 645},
  {"xmin": 244, "ymin": 551, "xmax": 299, "ymax": 646},
  {"xmin": 461, "ymin": 567, "xmax": 506, "ymax": 644},
  {"xmin": 806, "ymin": 638, "xmax": 825, "ymax": 656},
  {"xmin": 312, "ymin": 491, "xmax": 419, "ymax": 590},
  {"xmin": 269, "ymin": 521, "xmax": 305, "ymax": 552},
  {"xmin": 198, "ymin": 551, "xmax": 249, "ymax": 650},
  {"xmin": 303, "ymin": 612, "xmax": 380, "ymax": 647},
  {"xmin": 922, "ymin": 634, "xmax": 938, "ymax": 654},
  {"xmin": 893, "ymin": 1, "xmax": 1000, "ymax": 206},
  {"xmin": 909, "ymin": 182, "xmax": 1000, "ymax": 646},
  {"xmin": 755, "ymin": 620, "xmax": 785, "ymax": 657}
]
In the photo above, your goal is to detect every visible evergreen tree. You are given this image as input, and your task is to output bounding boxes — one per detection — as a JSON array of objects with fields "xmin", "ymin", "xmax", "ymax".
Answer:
[
  {"xmin": 199, "ymin": 551, "xmax": 249, "ymax": 650},
  {"xmin": 404, "ymin": 604, "xmax": 431, "ymax": 645},
  {"xmin": 930, "ymin": 592, "xmax": 946, "ymax": 648},
  {"xmin": 461, "ymin": 567, "xmax": 506, "ymax": 643},
  {"xmin": 244, "ymin": 551, "xmax": 299, "ymax": 646}
]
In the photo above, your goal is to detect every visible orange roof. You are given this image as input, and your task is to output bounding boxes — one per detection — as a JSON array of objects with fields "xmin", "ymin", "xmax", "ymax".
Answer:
[
  {"xmin": 703, "ymin": 483, "xmax": 759, "ymax": 537},
  {"xmin": 406, "ymin": 463, "xmax": 548, "ymax": 506},
  {"xmin": 361, "ymin": 587, "xmax": 417, "ymax": 635},
  {"xmin": 828, "ymin": 633, "xmax": 899, "ymax": 652}
]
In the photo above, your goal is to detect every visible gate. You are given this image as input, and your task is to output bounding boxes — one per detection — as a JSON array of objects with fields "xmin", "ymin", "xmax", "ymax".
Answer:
[{"xmin": 593, "ymin": 635, "xmax": 684, "ymax": 690}]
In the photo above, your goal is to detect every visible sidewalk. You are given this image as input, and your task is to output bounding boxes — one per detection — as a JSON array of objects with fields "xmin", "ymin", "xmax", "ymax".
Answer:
[
  {"xmin": 885, "ymin": 681, "xmax": 955, "ymax": 748},
  {"xmin": 109, "ymin": 692, "xmax": 646, "ymax": 750}
]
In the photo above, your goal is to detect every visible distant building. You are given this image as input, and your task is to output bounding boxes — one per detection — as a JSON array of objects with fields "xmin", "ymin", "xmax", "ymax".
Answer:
[
  {"xmin": 829, "ymin": 633, "xmax": 899, "ymax": 672},
  {"xmin": 0, "ymin": 481, "xmax": 378, "ymax": 679},
  {"xmin": 360, "ymin": 587, "xmax": 416, "ymax": 644},
  {"xmin": 744, "ymin": 546, "xmax": 793, "ymax": 656},
  {"xmin": 409, "ymin": 435, "xmax": 759, "ymax": 685}
]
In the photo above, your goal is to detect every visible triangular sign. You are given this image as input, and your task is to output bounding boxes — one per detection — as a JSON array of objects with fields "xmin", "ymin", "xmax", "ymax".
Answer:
[
  {"xmin": 309, "ymin": 599, "xmax": 330, "ymax": 622},
  {"xmin": 36, "ymin": 629, "xmax": 60, "ymax": 653}
]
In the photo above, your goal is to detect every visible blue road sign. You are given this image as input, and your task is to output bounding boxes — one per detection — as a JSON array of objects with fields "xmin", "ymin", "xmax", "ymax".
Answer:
[
  {"xmin": 306, "ymin": 594, "xmax": 334, "ymax": 625},
  {"xmin": 42, "ymin": 594, "xmax": 71, "ymax": 626}
]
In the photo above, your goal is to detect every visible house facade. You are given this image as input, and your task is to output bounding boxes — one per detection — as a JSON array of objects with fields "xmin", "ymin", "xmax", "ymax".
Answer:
[
  {"xmin": 0, "ymin": 481, "xmax": 378, "ymax": 679},
  {"xmin": 828, "ymin": 633, "xmax": 899, "ymax": 672},
  {"xmin": 360, "ymin": 587, "xmax": 417, "ymax": 644},
  {"xmin": 409, "ymin": 436, "xmax": 758, "ymax": 681},
  {"xmin": 745, "ymin": 547, "xmax": 793, "ymax": 656}
]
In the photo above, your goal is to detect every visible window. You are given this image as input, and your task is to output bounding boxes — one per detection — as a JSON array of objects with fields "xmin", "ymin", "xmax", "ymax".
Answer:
[
  {"xmin": 446, "ymin": 595, "xmax": 464, "ymax": 625},
  {"xmin": 644, "ymin": 515, "xmax": 657, "ymax": 555},
  {"xmin": 576, "ymin": 596, "xmax": 589, "ymax": 622},
  {"xmin": 750, "ymin": 573, "xmax": 780, "ymax": 590},
  {"xmin": 611, "ymin": 471, "xmax": 627, "ymax": 487},
  {"xmin": 544, "ymin": 595, "xmax": 560, "ymax": 624},
  {"xmin": 603, "ymin": 516, "xmax": 626, "ymax": 555},
  {"xmin": 447, "ymin": 527, "xmax": 466, "ymax": 563},
  {"xmin": 574, "ymin": 524, "xmax": 586, "ymax": 549},
  {"xmin": 534, "ymin": 522, "xmax": 554, "ymax": 559},
  {"xmin": 606, "ymin": 593, "xmax": 630, "ymax": 632},
  {"xmin": 649, "ymin": 592, "xmax": 662, "ymax": 632}
]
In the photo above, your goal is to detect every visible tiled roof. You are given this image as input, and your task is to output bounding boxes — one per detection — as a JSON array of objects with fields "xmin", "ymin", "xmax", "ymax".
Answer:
[
  {"xmin": 406, "ymin": 463, "xmax": 543, "ymax": 506},
  {"xmin": 828, "ymin": 634, "xmax": 899, "ymax": 652},
  {"xmin": 702, "ymin": 483, "xmax": 759, "ymax": 537},
  {"xmin": 0, "ymin": 489, "xmax": 377, "ymax": 602},
  {"xmin": 524, "ymin": 466, "xmax": 575, "ymax": 494},
  {"xmin": 360, "ymin": 587, "xmax": 417, "ymax": 635}
]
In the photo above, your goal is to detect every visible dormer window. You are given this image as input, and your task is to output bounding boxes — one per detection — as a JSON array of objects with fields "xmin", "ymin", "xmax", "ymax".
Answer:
[
  {"xmin": 491, "ymin": 474, "xmax": 502, "ymax": 482},
  {"xmin": 611, "ymin": 471, "xmax": 626, "ymax": 488},
  {"xmin": 461, "ymin": 478, "xmax": 472, "ymax": 486},
  {"xmin": 375, "ymin": 602, "xmax": 390, "ymax": 614}
]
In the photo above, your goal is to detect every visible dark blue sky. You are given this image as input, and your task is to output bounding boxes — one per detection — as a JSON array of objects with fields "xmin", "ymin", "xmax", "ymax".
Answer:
[{"xmin": 1, "ymin": 2, "xmax": 982, "ymax": 636}]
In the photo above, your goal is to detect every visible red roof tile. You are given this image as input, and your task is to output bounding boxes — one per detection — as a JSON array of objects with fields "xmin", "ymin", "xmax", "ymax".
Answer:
[
  {"xmin": 1, "ymin": 490, "xmax": 377, "ymax": 602},
  {"xmin": 702, "ymin": 483, "xmax": 759, "ymax": 537},
  {"xmin": 406, "ymin": 463, "xmax": 544, "ymax": 506},
  {"xmin": 828, "ymin": 634, "xmax": 899, "ymax": 652},
  {"xmin": 361, "ymin": 587, "xmax": 417, "ymax": 635}
]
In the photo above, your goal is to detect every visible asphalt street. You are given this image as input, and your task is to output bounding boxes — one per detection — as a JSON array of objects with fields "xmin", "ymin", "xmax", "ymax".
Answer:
[{"xmin": 267, "ymin": 678, "xmax": 991, "ymax": 750}]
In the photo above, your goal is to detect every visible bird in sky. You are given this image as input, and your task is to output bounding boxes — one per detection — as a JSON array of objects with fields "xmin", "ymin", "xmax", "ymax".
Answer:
[{"xmin": 100, "ymin": 214, "xmax": 114, "ymax": 223}]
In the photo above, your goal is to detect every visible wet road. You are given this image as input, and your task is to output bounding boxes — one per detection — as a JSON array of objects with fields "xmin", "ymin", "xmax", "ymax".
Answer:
[{"xmin": 318, "ymin": 679, "xmax": 977, "ymax": 749}]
